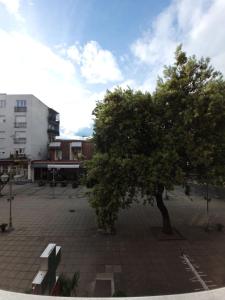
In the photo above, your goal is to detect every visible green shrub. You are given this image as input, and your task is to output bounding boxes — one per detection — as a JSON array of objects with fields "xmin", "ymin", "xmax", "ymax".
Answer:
[{"xmin": 58, "ymin": 272, "xmax": 80, "ymax": 296}]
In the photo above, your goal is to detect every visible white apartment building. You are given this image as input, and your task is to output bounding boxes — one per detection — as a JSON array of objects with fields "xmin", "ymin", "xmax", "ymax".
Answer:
[{"xmin": 0, "ymin": 94, "xmax": 59, "ymax": 161}]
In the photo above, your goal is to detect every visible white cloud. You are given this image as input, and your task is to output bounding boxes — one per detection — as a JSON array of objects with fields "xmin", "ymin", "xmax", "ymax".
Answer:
[
  {"xmin": 131, "ymin": 0, "xmax": 225, "ymax": 89},
  {"xmin": 0, "ymin": 0, "xmax": 24, "ymax": 21},
  {"xmin": 65, "ymin": 41, "xmax": 123, "ymax": 84},
  {"xmin": 131, "ymin": 3, "xmax": 177, "ymax": 66},
  {"xmin": 66, "ymin": 44, "xmax": 81, "ymax": 65},
  {"xmin": 0, "ymin": 29, "xmax": 101, "ymax": 136}
]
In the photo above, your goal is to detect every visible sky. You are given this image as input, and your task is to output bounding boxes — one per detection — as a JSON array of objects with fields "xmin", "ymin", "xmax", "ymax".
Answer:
[{"xmin": 0, "ymin": 0, "xmax": 225, "ymax": 138}]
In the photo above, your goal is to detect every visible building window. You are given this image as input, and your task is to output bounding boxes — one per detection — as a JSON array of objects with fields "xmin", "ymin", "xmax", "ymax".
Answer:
[
  {"xmin": 71, "ymin": 148, "xmax": 82, "ymax": 160},
  {"xmin": 14, "ymin": 115, "xmax": 27, "ymax": 128},
  {"xmin": 0, "ymin": 100, "xmax": 6, "ymax": 108},
  {"xmin": 14, "ymin": 131, "xmax": 26, "ymax": 144},
  {"xmin": 16, "ymin": 100, "xmax": 27, "ymax": 107},
  {"xmin": 55, "ymin": 149, "xmax": 62, "ymax": 160},
  {"xmin": 14, "ymin": 138, "xmax": 26, "ymax": 144},
  {"xmin": 15, "ymin": 131, "xmax": 26, "ymax": 138}
]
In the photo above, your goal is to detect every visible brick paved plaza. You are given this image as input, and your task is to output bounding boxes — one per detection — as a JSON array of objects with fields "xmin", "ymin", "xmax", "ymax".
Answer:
[{"xmin": 0, "ymin": 183, "xmax": 225, "ymax": 296}]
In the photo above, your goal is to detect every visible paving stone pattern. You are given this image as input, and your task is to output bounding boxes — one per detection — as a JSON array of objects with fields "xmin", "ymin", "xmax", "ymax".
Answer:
[{"xmin": 0, "ymin": 184, "xmax": 225, "ymax": 296}]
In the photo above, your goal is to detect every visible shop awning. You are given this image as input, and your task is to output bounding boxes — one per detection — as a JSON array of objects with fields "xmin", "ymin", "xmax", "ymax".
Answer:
[{"xmin": 47, "ymin": 164, "xmax": 79, "ymax": 169}]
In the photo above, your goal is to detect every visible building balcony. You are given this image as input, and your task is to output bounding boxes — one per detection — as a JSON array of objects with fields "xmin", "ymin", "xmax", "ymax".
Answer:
[
  {"xmin": 48, "ymin": 108, "xmax": 60, "ymax": 122},
  {"xmin": 48, "ymin": 117, "xmax": 60, "ymax": 124},
  {"xmin": 47, "ymin": 128, "xmax": 59, "ymax": 135},
  {"xmin": 10, "ymin": 153, "xmax": 27, "ymax": 159},
  {"xmin": 14, "ymin": 106, "xmax": 27, "ymax": 112},
  {"xmin": 16, "ymin": 153, "xmax": 27, "ymax": 159},
  {"xmin": 14, "ymin": 137, "xmax": 26, "ymax": 144},
  {"xmin": 14, "ymin": 122, "xmax": 27, "ymax": 128}
]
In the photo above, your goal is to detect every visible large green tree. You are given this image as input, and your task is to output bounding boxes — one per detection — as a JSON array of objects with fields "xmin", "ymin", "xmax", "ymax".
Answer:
[
  {"xmin": 87, "ymin": 46, "xmax": 225, "ymax": 234},
  {"xmin": 154, "ymin": 46, "xmax": 225, "ymax": 185},
  {"xmin": 87, "ymin": 89, "xmax": 179, "ymax": 234}
]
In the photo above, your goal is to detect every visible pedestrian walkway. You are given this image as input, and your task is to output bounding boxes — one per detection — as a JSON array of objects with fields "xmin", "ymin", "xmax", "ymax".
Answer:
[{"xmin": 0, "ymin": 183, "xmax": 225, "ymax": 296}]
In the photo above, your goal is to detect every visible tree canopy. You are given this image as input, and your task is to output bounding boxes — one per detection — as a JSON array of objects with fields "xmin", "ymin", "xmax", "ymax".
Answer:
[
  {"xmin": 155, "ymin": 45, "xmax": 225, "ymax": 184},
  {"xmin": 86, "ymin": 46, "xmax": 225, "ymax": 234}
]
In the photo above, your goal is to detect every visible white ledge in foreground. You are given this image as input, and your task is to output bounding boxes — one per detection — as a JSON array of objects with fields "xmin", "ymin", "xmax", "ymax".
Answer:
[{"xmin": 1, "ymin": 287, "xmax": 225, "ymax": 300}]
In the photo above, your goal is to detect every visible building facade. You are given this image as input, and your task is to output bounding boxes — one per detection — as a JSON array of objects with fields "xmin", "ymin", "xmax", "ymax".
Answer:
[
  {"xmin": 32, "ymin": 139, "xmax": 94, "ymax": 181},
  {"xmin": 0, "ymin": 93, "xmax": 59, "ymax": 179},
  {"xmin": 0, "ymin": 93, "xmax": 59, "ymax": 160}
]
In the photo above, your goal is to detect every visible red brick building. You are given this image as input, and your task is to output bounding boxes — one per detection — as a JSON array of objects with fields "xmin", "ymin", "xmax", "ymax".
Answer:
[{"xmin": 31, "ymin": 139, "xmax": 94, "ymax": 181}]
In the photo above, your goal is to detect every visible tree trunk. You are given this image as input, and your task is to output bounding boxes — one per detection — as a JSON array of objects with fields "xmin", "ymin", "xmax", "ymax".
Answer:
[{"xmin": 155, "ymin": 184, "xmax": 173, "ymax": 234}]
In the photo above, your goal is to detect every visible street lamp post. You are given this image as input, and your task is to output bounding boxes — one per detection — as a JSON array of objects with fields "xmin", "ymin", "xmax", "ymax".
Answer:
[{"xmin": 1, "ymin": 172, "xmax": 14, "ymax": 231}]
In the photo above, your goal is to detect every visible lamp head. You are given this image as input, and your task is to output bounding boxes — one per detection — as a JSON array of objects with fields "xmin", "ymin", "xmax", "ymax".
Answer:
[{"xmin": 1, "ymin": 173, "xmax": 9, "ymax": 182}]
